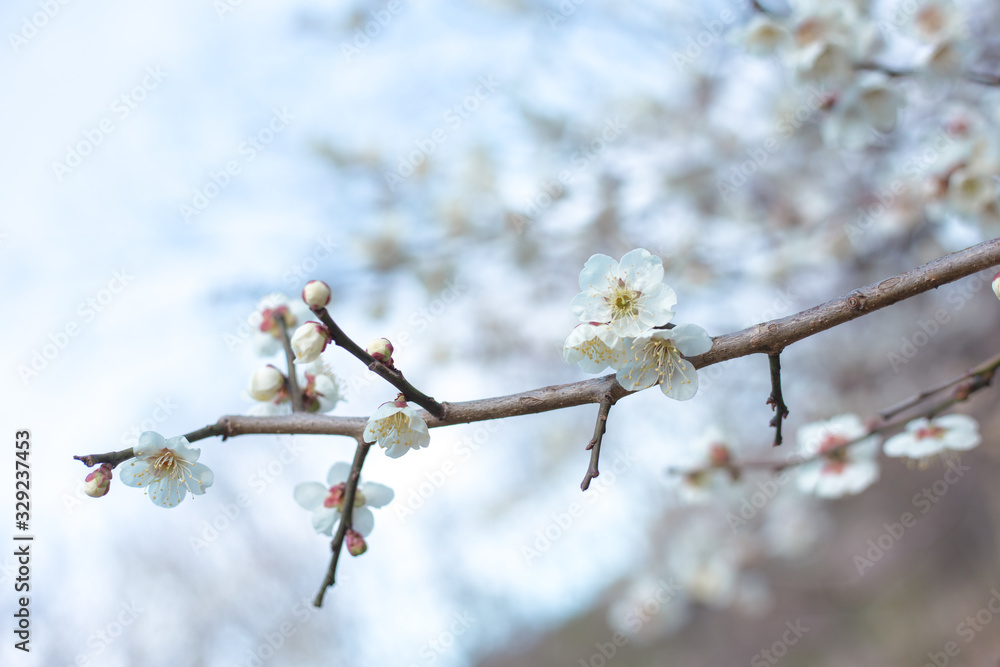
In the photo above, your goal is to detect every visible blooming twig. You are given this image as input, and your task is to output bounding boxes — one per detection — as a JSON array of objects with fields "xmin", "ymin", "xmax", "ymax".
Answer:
[
  {"xmin": 309, "ymin": 305, "xmax": 445, "ymax": 418},
  {"xmin": 276, "ymin": 317, "xmax": 305, "ymax": 412},
  {"xmin": 581, "ymin": 395, "xmax": 614, "ymax": 491},
  {"xmin": 314, "ymin": 436, "xmax": 371, "ymax": 608},
  {"xmin": 766, "ymin": 353, "xmax": 789, "ymax": 447}
]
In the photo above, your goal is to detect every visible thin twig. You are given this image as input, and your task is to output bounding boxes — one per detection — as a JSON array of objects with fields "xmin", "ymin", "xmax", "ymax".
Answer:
[
  {"xmin": 879, "ymin": 351, "xmax": 1000, "ymax": 421},
  {"xmin": 855, "ymin": 61, "xmax": 1000, "ymax": 87},
  {"xmin": 310, "ymin": 306, "xmax": 445, "ymax": 418},
  {"xmin": 766, "ymin": 353, "xmax": 789, "ymax": 447},
  {"xmin": 277, "ymin": 318, "xmax": 305, "ymax": 413},
  {"xmin": 581, "ymin": 396, "xmax": 614, "ymax": 491},
  {"xmin": 314, "ymin": 437, "xmax": 371, "ymax": 607}
]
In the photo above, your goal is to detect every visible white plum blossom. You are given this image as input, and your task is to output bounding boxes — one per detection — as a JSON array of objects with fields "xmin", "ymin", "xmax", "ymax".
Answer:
[
  {"xmin": 993, "ymin": 271, "xmax": 1000, "ymax": 300},
  {"xmin": 246, "ymin": 362, "xmax": 340, "ymax": 416},
  {"xmin": 883, "ymin": 414, "xmax": 981, "ymax": 459},
  {"xmin": 119, "ymin": 432, "xmax": 214, "ymax": 508},
  {"xmin": 794, "ymin": 414, "xmax": 880, "ymax": 498},
  {"xmin": 570, "ymin": 248, "xmax": 677, "ymax": 338},
  {"xmin": 252, "ymin": 293, "xmax": 311, "ymax": 357},
  {"xmin": 563, "ymin": 322, "xmax": 626, "ymax": 373},
  {"xmin": 907, "ymin": 1, "xmax": 965, "ymax": 43},
  {"xmin": 614, "ymin": 324, "xmax": 713, "ymax": 400},
  {"xmin": 301, "ymin": 280, "xmax": 332, "ymax": 309},
  {"xmin": 364, "ymin": 398, "xmax": 431, "ymax": 458},
  {"xmin": 291, "ymin": 321, "xmax": 330, "ymax": 364},
  {"xmin": 738, "ymin": 15, "xmax": 790, "ymax": 56},
  {"xmin": 293, "ymin": 462, "xmax": 394, "ymax": 537},
  {"xmin": 675, "ymin": 426, "xmax": 735, "ymax": 504},
  {"xmin": 947, "ymin": 167, "xmax": 998, "ymax": 215}
]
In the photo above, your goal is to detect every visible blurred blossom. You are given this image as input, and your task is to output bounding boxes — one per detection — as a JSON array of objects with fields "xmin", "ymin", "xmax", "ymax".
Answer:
[
  {"xmin": 794, "ymin": 414, "xmax": 880, "ymax": 498},
  {"xmin": 883, "ymin": 414, "xmax": 981, "ymax": 459}
]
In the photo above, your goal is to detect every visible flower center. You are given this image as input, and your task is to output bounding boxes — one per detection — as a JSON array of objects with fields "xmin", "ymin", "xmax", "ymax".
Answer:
[
  {"xmin": 150, "ymin": 448, "xmax": 191, "ymax": 482},
  {"xmin": 915, "ymin": 425, "xmax": 946, "ymax": 440},
  {"xmin": 259, "ymin": 305, "xmax": 297, "ymax": 338},
  {"xmin": 324, "ymin": 483, "xmax": 346, "ymax": 508},
  {"xmin": 819, "ymin": 434, "xmax": 850, "ymax": 460},
  {"xmin": 708, "ymin": 443, "xmax": 731, "ymax": 467},
  {"xmin": 606, "ymin": 278, "xmax": 641, "ymax": 322}
]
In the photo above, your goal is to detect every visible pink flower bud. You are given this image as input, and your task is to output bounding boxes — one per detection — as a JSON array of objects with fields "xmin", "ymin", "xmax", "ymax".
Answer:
[
  {"xmin": 84, "ymin": 463, "xmax": 113, "ymax": 498},
  {"xmin": 302, "ymin": 280, "xmax": 332, "ymax": 309},
  {"xmin": 345, "ymin": 529, "xmax": 367, "ymax": 556},
  {"xmin": 366, "ymin": 338, "xmax": 394, "ymax": 366}
]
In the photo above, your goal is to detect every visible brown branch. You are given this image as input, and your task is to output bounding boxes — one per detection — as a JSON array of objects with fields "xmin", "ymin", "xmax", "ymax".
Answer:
[
  {"xmin": 277, "ymin": 318, "xmax": 305, "ymax": 413},
  {"xmin": 581, "ymin": 395, "xmax": 613, "ymax": 491},
  {"xmin": 310, "ymin": 305, "xmax": 445, "ymax": 418},
  {"xmin": 75, "ymin": 238, "xmax": 1000, "ymax": 465},
  {"xmin": 855, "ymin": 61, "xmax": 1000, "ymax": 87},
  {"xmin": 314, "ymin": 437, "xmax": 371, "ymax": 607},
  {"xmin": 766, "ymin": 353, "xmax": 789, "ymax": 447}
]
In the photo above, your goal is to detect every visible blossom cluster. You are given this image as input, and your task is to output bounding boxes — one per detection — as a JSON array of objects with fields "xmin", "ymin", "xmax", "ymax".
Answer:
[{"xmin": 564, "ymin": 248, "xmax": 713, "ymax": 400}]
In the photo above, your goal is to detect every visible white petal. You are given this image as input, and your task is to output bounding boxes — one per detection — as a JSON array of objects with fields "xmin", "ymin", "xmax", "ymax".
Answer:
[
  {"xmin": 148, "ymin": 476, "xmax": 186, "ymax": 508},
  {"xmin": 166, "ymin": 436, "xmax": 200, "ymax": 463},
  {"xmin": 352, "ymin": 506, "xmax": 375, "ymax": 537},
  {"xmin": 312, "ymin": 507, "xmax": 340, "ymax": 536},
  {"xmin": 134, "ymin": 431, "xmax": 167, "ymax": 458},
  {"xmin": 577, "ymin": 253, "xmax": 616, "ymax": 292},
  {"xmin": 184, "ymin": 462, "xmax": 213, "ymax": 495},
  {"xmin": 665, "ymin": 324, "xmax": 713, "ymax": 356},
  {"xmin": 294, "ymin": 482, "xmax": 328, "ymax": 510},
  {"xmin": 361, "ymin": 482, "xmax": 394, "ymax": 508},
  {"xmin": 118, "ymin": 459, "xmax": 153, "ymax": 488},
  {"xmin": 326, "ymin": 462, "xmax": 352, "ymax": 486},
  {"xmin": 661, "ymin": 358, "xmax": 700, "ymax": 401}
]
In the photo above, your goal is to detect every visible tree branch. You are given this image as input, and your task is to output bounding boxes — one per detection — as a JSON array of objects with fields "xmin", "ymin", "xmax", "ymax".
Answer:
[
  {"xmin": 310, "ymin": 305, "xmax": 445, "ymax": 418},
  {"xmin": 314, "ymin": 437, "xmax": 371, "ymax": 607},
  {"xmin": 277, "ymin": 318, "xmax": 305, "ymax": 413},
  {"xmin": 581, "ymin": 395, "xmax": 613, "ymax": 491},
  {"xmin": 766, "ymin": 353, "xmax": 789, "ymax": 447}
]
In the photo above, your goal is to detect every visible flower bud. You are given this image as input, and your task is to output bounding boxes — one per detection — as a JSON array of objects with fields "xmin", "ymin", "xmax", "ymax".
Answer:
[
  {"xmin": 291, "ymin": 322, "xmax": 330, "ymax": 364},
  {"xmin": 84, "ymin": 463, "xmax": 113, "ymax": 498},
  {"xmin": 993, "ymin": 271, "xmax": 1000, "ymax": 301},
  {"xmin": 345, "ymin": 528, "xmax": 367, "ymax": 556},
  {"xmin": 248, "ymin": 365, "xmax": 285, "ymax": 402},
  {"xmin": 302, "ymin": 280, "xmax": 332, "ymax": 309},
  {"xmin": 366, "ymin": 338, "xmax": 394, "ymax": 366}
]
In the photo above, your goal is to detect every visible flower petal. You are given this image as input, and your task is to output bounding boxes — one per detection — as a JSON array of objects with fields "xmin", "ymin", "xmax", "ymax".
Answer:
[
  {"xmin": 148, "ymin": 475, "xmax": 186, "ymax": 508},
  {"xmin": 352, "ymin": 506, "xmax": 375, "ymax": 537},
  {"xmin": 134, "ymin": 431, "xmax": 167, "ymax": 458},
  {"xmin": 361, "ymin": 482, "xmax": 394, "ymax": 508},
  {"xmin": 661, "ymin": 358, "xmax": 700, "ymax": 401},
  {"xmin": 294, "ymin": 482, "xmax": 328, "ymax": 510},
  {"xmin": 312, "ymin": 507, "xmax": 340, "ymax": 535},
  {"xmin": 326, "ymin": 462, "xmax": 352, "ymax": 486},
  {"xmin": 118, "ymin": 459, "xmax": 153, "ymax": 488},
  {"xmin": 666, "ymin": 324, "xmax": 713, "ymax": 357}
]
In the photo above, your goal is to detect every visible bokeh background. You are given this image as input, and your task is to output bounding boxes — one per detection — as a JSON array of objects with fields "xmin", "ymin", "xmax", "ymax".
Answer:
[{"xmin": 3, "ymin": 0, "xmax": 1000, "ymax": 664}]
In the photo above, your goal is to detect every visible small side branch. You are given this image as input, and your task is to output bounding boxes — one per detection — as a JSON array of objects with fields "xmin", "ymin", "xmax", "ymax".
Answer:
[
  {"xmin": 73, "ymin": 449, "xmax": 135, "ymax": 469},
  {"xmin": 314, "ymin": 437, "xmax": 371, "ymax": 608},
  {"xmin": 311, "ymin": 306, "xmax": 445, "ymax": 418},
  {"xmin": 581, "ymin": 395, "xmax": 613, "ymax": 491},
  {"xmin": 879, "ymin": 350, "xmax": 1000, "ymax": 420},
  {"xmin": 277, "ymin": 318, "xmax": 305, "ymax": 413},
  {"xmin": 766, "ymin": 353, "xmax": 789, "ymax": 447}
]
